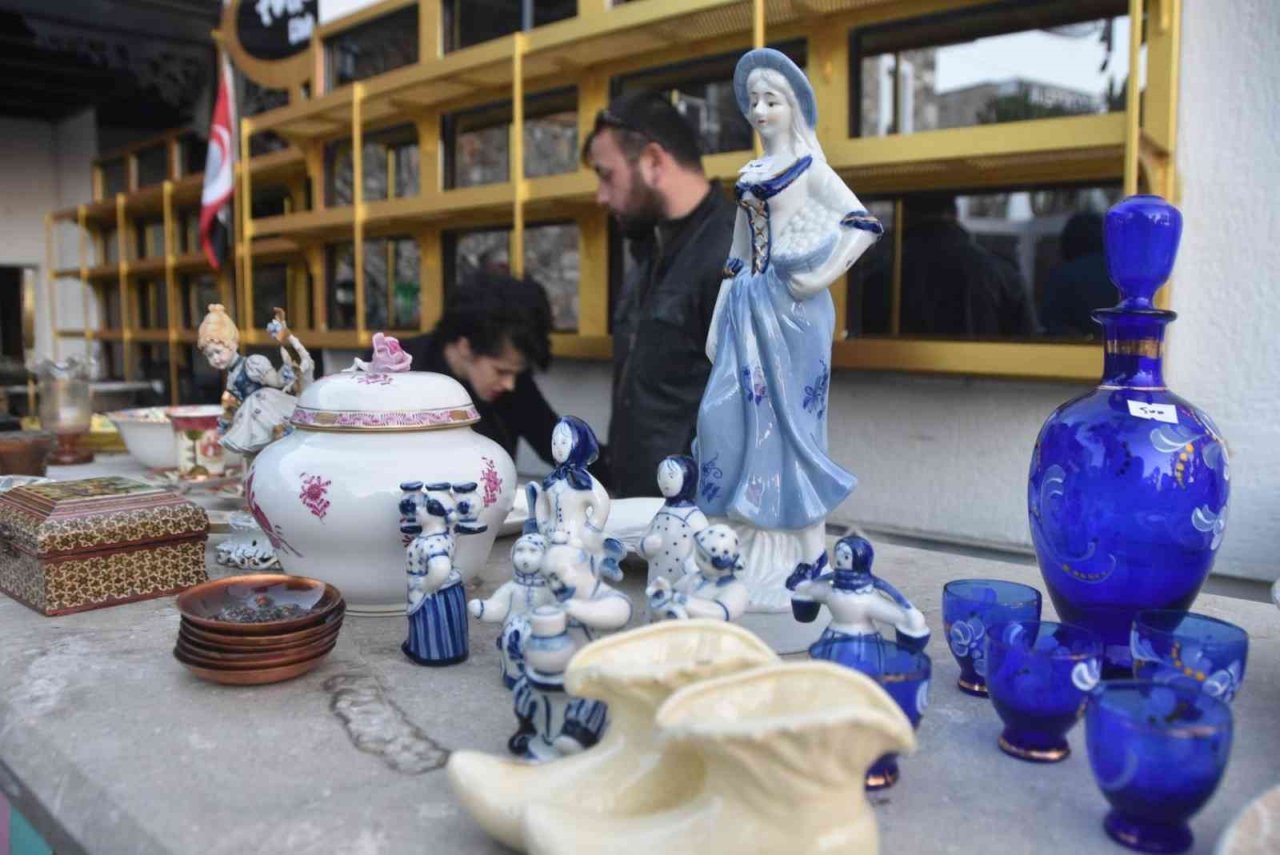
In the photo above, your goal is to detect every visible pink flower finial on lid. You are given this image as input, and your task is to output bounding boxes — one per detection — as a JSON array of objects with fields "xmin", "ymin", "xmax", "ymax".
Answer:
[{"xmin": 370, "ymin": 332, "xmax": 413, "ymax": 373}]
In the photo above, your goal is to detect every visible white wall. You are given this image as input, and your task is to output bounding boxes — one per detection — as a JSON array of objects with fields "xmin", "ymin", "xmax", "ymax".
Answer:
[
  {"xmin": 1165, "ymin": 0, "xmax": 1280, "ymax": 582},
  {"xmin": 534, "ymin": 0, "xmax": 1280, "ymax": 583}
]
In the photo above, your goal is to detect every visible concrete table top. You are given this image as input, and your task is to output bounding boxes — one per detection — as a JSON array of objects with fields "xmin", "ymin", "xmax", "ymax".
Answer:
[{"xmin": 0, "ymin": 456, "xmax": 1276, "ymax": 854}]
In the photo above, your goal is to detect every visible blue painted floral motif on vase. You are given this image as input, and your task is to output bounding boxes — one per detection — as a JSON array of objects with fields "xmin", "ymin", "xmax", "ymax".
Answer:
[{"xmin": 1028, "ymin": 196, "xmax": 1230, "ymax": 675}]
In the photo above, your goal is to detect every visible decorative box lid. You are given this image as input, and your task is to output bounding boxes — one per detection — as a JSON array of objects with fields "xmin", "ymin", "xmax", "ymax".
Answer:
[
  {"xmin": 0, "ymin": 476, "xmax": 208, "ymax": 558},
  {"xmin": 291, "ymin": 333, "xmax": 479, "ymax": 433}
]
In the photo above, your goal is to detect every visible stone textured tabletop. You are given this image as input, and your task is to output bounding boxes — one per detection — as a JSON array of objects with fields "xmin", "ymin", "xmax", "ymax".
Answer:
[{"xmin": 0, "ymin": 456, "xmax": 1277, "ymax": 854}]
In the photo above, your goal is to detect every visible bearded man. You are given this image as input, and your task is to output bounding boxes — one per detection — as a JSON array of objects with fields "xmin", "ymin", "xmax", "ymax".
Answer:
[{"xmin": 583, "ymin": 92, "xmax": 736, "ymax": 498}]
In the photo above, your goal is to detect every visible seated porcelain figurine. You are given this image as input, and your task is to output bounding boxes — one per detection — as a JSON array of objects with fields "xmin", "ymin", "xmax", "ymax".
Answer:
[
  {"xmin": 792, "ymin": 535, "xmax": 930, "ymax": 652},
  {"xmin": 646, "ymin": 524, "xmax": 750, "ymax": 623},
  {"xmin": 509, "ymin": 606, "xmax": 610, "ymax": 762},
  {"xmin": 468, "ymin": 532, "xmax": 558, "ymax": 689},
  {"xmin": 639, "ymin": 455, "xmax": 709, "ymax": 588},
  {"xmin": 508, "ymin": 533, "xmax": 632, "ymax": 759},
  {"xmin": 526, "ymin": 416, "xmax": 624, "ymax": 581},
  {"xmin": 399, "ymin": 480, "xmax": 487, "ymax": 666},
  {"xmin": 197, "ymin": 304, "xmax": 314, "ymax": 457}
]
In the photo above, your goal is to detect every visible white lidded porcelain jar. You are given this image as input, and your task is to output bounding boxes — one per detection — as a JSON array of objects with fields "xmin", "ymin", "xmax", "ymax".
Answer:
[{"xmin": 245, "ymin": 338, "xmax": 515, "ymax": 614}]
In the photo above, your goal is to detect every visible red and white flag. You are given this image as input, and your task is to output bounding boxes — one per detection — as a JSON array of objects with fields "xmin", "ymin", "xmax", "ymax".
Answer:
[{"xmin": 199, "ymin": 51, "xmax": 237, "ymax": 270}]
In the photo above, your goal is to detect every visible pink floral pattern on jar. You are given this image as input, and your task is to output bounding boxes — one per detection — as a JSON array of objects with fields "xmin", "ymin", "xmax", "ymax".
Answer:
[
  {"xmin": 299, "ymin": 473, "xmax": 332, "ymax": 520},
  {"xmin": 355, "ymin": 373, "xmax": 394, "ymax": 386},
  {"xmin": 481, "ymin": 456, "xmax": 503, "ymax": 507}
]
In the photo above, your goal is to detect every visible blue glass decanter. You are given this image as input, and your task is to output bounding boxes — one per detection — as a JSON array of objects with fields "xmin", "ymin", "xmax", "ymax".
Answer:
[{"xmin": 1027, "ymin": 195, "xmax": 1230, "ymax": 675}]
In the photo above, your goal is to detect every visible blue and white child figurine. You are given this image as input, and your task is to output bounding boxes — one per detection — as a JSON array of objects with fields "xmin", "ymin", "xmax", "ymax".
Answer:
[
  {"xmin": 796, "ymin": 535, "xmax": 930, "ymax": 654},
  {"xmin": 509, "ymin": 606, "xmax": 609, "ymax": 762},
  {"xmin": 528, "ymin": 415, "xmax": 625, "ymax": 581},
  {"xmin": 694, "ymin": 49, "xmax": 882, "ymax": 644},
  {"xmin": 509, "ymin": 533, "xmax": 630, "ymax": 758},
  {"xmin": 468, "ymin": 532, "xmax": 558, "ymax": 689},
  {"xmin": 646, "ymin": 524, "xmax": 750, "ymax": 623},
  {"xmin": 640, "ymin": 455, "xmax": 709, "ymax": 593},
  {"xmin": 398, "ymin": 480, "xmax": 487, "ymax": 666}
]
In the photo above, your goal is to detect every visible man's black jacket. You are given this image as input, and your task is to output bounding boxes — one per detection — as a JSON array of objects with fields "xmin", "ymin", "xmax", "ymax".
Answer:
[{"xmin": 609, "ymin": 184, "xmax": 736, "ymax": 497}]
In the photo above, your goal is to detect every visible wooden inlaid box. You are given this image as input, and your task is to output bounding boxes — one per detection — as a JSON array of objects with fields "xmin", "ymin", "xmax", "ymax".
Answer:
[{"xmin": 0, "ymin": 477, "xmax": 208, "ymax": 615}]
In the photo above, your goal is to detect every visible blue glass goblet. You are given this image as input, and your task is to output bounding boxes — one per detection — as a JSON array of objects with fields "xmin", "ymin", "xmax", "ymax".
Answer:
[
  {"xmin": 1131, "ymin": 610, "xmax": 1248, "ymax": 703},
  {"xmin": 810, "ymin": 634, "xmax": 930, "ymax": 789},
  {"xmin": 942, "ymin": 579, "xmax": 1041, "ymax": 696},
  {"xmin": 986, "ymin": 620, "xmax": 1101, "ymax": 762},
  {"xmin": 1086, "ymin": 680, "xmax": 1233, "ymax": 853}
]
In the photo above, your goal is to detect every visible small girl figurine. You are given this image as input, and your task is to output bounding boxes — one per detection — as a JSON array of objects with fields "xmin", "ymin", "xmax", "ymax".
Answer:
[
  {"xmin": 639, "ymin": 455, "xmax": 709, "ymax": 587},
  {"xmin": 795, "ymin": 535, "xmax": 930, "ymax": 652},
  {"xmin": 647, "ymin": 524, "xmax": 750, "ymax": 623},
  {"xmin": 528, "ymin": 416, "xmax": 624, "ymax": 581},
  {"xmin": 197, "ymin": 304, "xmax": 314, "ymax": 457},
  {"xmin": 468, "ymin": 532, "xmax": 558, "ymax": 689},
  {"xmin": 399, "ymin": 481, "xmax": 487, "ymax": 666}
]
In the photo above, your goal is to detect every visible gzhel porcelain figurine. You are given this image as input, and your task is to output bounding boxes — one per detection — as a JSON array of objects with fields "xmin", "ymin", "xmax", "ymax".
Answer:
[
  {"xmin": 197, "ymin": 304, "xmax": 314, "ymax": 457},
  {"xmin": 399, "ymin": 480, "xmax": 486, "ymax": 666},
  {"xmin": 793, "ymin": 535, "xmax": 930, "ymax": 651},
  {"xmin": 646, "ymin": 524, "xmax": 749, "ymax": 623},
  {"xmin": 214, "ymin": 510, "xmax": 281, "ymax": 570},
  {"xmin": 509, "ymin": 606, "xmax": 609, "ymax": 762},
  {"xmin": 694, "ymin": 49, "xmax": 882, "ymax": 652},
  {"xmin": 640, "ymin": 455, "xmax": 708, "ymax": 591},
  {"xmin": 508, "ymin": 534, "xmax": 632, "ymax": 759},
  {"xmin": 468, "ymin": 532, "xmax": 558, "ymax": 689},
  {"xmin": 527, "ymin": 416, "xmax": 624, "ymax": 581}
]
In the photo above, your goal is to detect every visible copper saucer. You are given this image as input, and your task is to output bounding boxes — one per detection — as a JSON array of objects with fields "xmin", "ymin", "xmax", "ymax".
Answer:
[
  {"xmin": 173, "ymin": 648, "xmax": 333, "ymax": 686},
  {"xmin": 177, "ymin": 574, "xmax": 342, "ymax": 635},
  {"xmin": 179, "ymin": 606, "xmax": 344, "ymax": 650}
]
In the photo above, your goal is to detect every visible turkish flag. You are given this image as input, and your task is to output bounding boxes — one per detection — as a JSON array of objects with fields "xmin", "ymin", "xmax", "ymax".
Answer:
[{"xmin": 199, "ymin": 53, "xmax": 237, "ymax": 270}]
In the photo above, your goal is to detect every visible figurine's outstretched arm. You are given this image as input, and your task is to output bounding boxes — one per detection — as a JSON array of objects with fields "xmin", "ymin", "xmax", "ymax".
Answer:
[
  {"xmin": 793, "ymin": 577, "xmax": 834, "ymax": 604},
  {"xmin": 563, "ymin": 591, "xmax": 631, "ymax": 633},
  {"xmin": 787, "ymin": 164, "xmax": 881, "ymax": 301},
  {"xmin": 706, "ymin": 208, "xmax": 750, "ymax": 362},
  {"xmin": 469, "ymin": 582, "xmax": 514, "ymax": 622}
]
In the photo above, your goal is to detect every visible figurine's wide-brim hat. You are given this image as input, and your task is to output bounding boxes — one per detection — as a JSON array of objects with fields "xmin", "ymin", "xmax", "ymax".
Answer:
[{"xmin": 733, "ymin": 48, "xmax": 817, "ymax": 129}]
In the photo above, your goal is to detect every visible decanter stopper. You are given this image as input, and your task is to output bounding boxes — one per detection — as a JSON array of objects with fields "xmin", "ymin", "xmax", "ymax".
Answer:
[{"xmin": 1104, "ymin": 194, "xmax": 1183, "ymax": 310}]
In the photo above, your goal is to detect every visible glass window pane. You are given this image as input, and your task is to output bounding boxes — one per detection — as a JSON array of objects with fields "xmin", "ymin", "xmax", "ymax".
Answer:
[
  {"xmin": 134, "ymin": 220, "xmax": 165, "ymax": 259},
  {"xmin": 524, "ymin": 110, "xmax": 578, "ymax": 178},
  {"xmin": 364, "ymin": 238, "xmax": 390, "ymax": 331},
  {"xmin": 843, "ymin": 199, "xmax": 896, "ymax": 337},
  {"xmin": 451, "ymin": 124, "xmax": 509, "ymax": 188},
  {"xmin": 327, "ymin": 5, "xmax": 419, "ymax": 88},
  {"xmin": 447, "ymin": 229, "xmax": 510, "ymax": 287},
  {"xmin": 525, "ymin": 223, "xmax": 578, "ymax": 332},
  {"xmin": 179, "ymin": 132, "xmax": 207, "ymax": 177},
  {"xmin": 364, "ymin": 142, "xmax": 388, "ymax": 202},
  {"xmin": 446, "ymin": 90, "xmax": 576, "ymax": 187},
  {"xmin": 102, "ymin": 227, "xmax": 120, "ymax": 265},
  {"xmin": 392, "ymin": 237, "xmax": 420, "ymax": 328},
  {"xmin": 854, "ymin": 2, "xmax": 1130, "ymax": 136},
  {"xmin": 394, "ymin": 141, "xmax": 420, "ymax": 196},
  {"xmin": 613, "ymin": 43, "xmax": 804, "ymax": 156},
  {"xmin": 252, "ymin": 264, "xmax": 289, "ymax": 329},
  {"xmin": 136, "ymin": 145, "xmax": 168, "ymax": 187},
  {"xmin": 100, "ymin": 159, "xmax": 127, "ymax": 196},
  {"xmin": 445, "ymin": 0, "xmax": 520, "ymax": 53},
  {"xmin": 327, "ymin": 140, "xmax": 354, "ymax": 207},
  {"xmin": 181, "ymin": 273, "xmax": 220, "ymax": 329},
  {"xmin": 327, "ymin": 243, "xmax": 357, "ymax": 330}
]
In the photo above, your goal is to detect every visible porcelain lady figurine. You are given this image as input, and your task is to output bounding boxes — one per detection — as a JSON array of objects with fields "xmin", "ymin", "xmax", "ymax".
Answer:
[
  {"xmin": 510, "ymin": 606, "xmax": 609, "ymax": 762},
  {"xmin": 640, "ymin": 455, "xmax": 708, "ymax": 590},
  {"xmin": 197, "ymin": 304, "xmax": 314, "ymax": 457},
  {"xmin": 647, "ymin": 524, "xmax": 750, "ymax": 623},
  {"xmin": 398, "ymin": 480, "xmax": 486, "ymax": 666},
  {"xmin": 468, "ymin": 532, "xmax": 558, "ymax": 689},
  {"xmin": 528, "ymin": 416, "xmax": 624, "ymax": 580},
  {"xmin": 694, "ymin": 49, "xmax": 882, "ymax": 652}
]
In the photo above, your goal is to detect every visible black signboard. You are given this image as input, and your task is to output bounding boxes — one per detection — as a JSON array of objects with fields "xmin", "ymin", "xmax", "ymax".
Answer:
[{"xmin": 235, "ymin": 0, "xmax": 318, "ymax": 61}]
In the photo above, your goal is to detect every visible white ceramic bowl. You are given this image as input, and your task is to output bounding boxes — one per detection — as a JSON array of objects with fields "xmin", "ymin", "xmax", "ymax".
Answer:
[{"xmin": 106, "ymin": 407, "xmax": 178, "ymax": 470}]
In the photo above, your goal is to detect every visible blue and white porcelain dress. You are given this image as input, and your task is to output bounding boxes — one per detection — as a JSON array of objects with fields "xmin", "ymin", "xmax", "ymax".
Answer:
[
  {"xmin": 696, "ymin": 155, "xmax": 880, "ymax": 531},
  {"xmin": 404, "ymin": 568, "xmax": 470, "ymax": 666}
]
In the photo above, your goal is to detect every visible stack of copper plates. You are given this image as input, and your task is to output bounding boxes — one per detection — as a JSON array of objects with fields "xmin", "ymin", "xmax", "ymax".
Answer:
[{"xmin": 174, "ymin": 574, "xmax": 345, "ymax": 686}]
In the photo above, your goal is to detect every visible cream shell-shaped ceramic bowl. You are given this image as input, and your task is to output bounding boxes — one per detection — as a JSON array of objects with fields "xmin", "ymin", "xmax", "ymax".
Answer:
[{"xmin": 246, "ymin": 368, "xmax": 515, "ymax": 614}]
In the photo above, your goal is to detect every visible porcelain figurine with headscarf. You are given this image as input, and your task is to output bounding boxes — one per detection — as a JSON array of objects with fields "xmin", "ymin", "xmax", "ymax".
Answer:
[
  {"xmin": 527, "ymin": 415, "xmax": 625, "ymax": 581},
  {"xmin": 639, "ymin": 455, "xmax": 709, "ymax": 596},
  {"xmin": 693, "ymin": 48, "xmax": 884, "ymax": 651}
]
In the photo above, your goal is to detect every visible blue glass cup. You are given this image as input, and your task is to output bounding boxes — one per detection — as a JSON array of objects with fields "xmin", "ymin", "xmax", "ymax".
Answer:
[
  {"xmin": 809, "ymin": 635, "xmax": 930, "ymax": 790},
  {"xmin": 942, "ymin": 579, "xmax": 1042, "ymax": 696},
  {"xmin": 1086, "ymin": 680, "xmax": 1233, "ymax": 853},
  {"xmin": 986, "ymin": 620, "xmax": 1102, "ymax": 762},
  {"xmin": 1131, "ymin": 610, "xmax": 1249, "ymax": 703}
]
